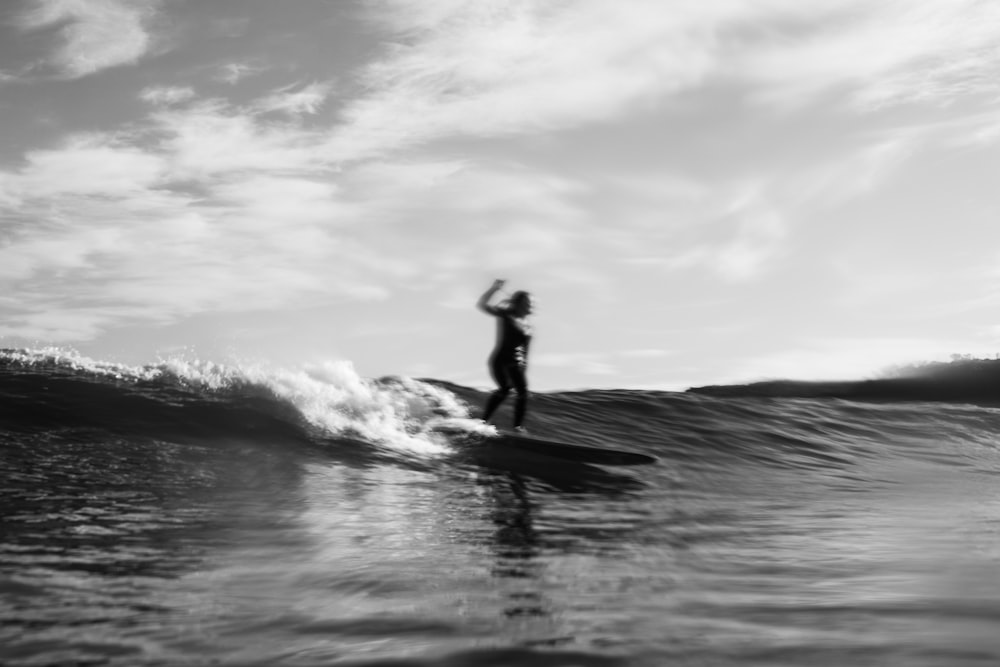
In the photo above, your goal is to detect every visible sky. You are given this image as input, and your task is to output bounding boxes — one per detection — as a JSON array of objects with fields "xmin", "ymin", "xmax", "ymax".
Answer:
[{"xmin": 3, "ymin": 0, "xmax": 1000, "ymax": 391}]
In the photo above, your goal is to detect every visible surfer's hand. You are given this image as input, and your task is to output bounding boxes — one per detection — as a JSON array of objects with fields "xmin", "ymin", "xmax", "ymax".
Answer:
[{"xmin": 492, "ymin": 279, "xmax": 506, "ymax": 290}]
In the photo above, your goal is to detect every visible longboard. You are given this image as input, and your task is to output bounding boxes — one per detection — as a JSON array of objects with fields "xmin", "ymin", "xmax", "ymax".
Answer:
[{"xmin": 483, "ymin": 432, "xmax": 657, "ymax": 466}]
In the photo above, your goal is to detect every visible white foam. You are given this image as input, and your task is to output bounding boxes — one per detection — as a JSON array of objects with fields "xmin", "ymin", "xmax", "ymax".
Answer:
[
  {"xmin": 1, "ymin": 347, "xmax": 161, "ymax": 381},
  {"xmin": 2, "ymin": 348, "xmax": 471, "ymax": 457},
  {"xmin": 244, "ymin": 361, "xmax": 464, "ymax": 456}
]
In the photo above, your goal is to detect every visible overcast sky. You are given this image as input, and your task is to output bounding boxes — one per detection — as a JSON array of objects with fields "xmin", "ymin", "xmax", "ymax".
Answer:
[{"xmin": 2, "ymin": 0, "xmax": 1000, "ymax": 390}]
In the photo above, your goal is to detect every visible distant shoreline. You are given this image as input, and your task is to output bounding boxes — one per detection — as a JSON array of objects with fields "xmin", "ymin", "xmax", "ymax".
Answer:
[{"xmin": 687, "ymin": 358, "xmax": 1000, "ymax": 406}]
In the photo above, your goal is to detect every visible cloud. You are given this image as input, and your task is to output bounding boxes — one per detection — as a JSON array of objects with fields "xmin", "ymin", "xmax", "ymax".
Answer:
[
  {"xmin": 0, "ymin": 119, "xmax": 374, "ymax": 341},
  {"xmin": 0, "ymin": 177, "xmax": 379, "ymax": 339},
  {"xmin": 150, "ymin": 101, "xmax": 324, "ymax": 177},
  {"xmin": 327, "ymin": 0, "xmax": 728, "ymax": 160},
  {"xmin": 617, "ymin": 124, "xmax": 941, "ymax": 281},
  {"xmin": 791, "ymin": 134, "xmax": 918, "ymax": 208},
  {"xmin": 0, "ymin": 104, "xmax": 593, "ymax": 341},
  {"xmin": 255, "ymin": 82, "xmax": 334, "ymax": 116},
  {"xmin": 209, "ymin": 175, "xmax": 350, "ymax": 229},
  {"xmin": 140, "ymin": 85, "xmax": 196, "ymax": 106},
  {"xmin": 952, "ymin": 113, "xmax": 1000, "ymax": 149},
  {"xmin": 615, "ymin": 177, "xmax": 790, "ymax": 281},
  {"xmin": 17, "ymin": 0, "xmax": 162, "ymax": 78},
  {"xmin": 0, "ymin": 308, "xmax": 124, "ymax": 341},
  {"xmin": 3, "ymin": 135, "xmax": 166, "ymax": 202},
  {"xmin": 0, "ymin": 224, "xmax": 123, "ymax": 281},
  {"xmin": 215, "ymin": 61, "xmax": 267, "ymax": 85},
  {"xmin": 337, "ymin": 158, "xmax": 586, "ymax": 277},
  {"xmin": 739, "ymin": 0, "xmax": 1000, "ymax": 110},
  {"xmin": 325, "ymin": 0, "xmax": 1000, "ymax": 162},
  {"xmin": 711, "ymin": 189, "xmax": 788, "ymax": 281}
]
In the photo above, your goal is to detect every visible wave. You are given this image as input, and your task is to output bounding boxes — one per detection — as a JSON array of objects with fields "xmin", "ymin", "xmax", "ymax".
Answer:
[
  {"xmin": 0, "ymin": 348, "xmax": 482, "ymax": 458},
  {"xmin": 5, "ymin": 348, "xmax": 1000, "ymax": 478}
]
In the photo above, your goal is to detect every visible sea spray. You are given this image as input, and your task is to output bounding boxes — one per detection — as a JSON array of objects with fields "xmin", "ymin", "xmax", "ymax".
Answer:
[{"xmin": 0, "ymin": 348, "xmax": 471, "ymax": 456}]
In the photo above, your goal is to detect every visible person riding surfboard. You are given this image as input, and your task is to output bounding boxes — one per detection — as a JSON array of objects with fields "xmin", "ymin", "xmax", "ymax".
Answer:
[{"xmin": 477, "ymin": 279, "xmax": 533, "ymax": 432}]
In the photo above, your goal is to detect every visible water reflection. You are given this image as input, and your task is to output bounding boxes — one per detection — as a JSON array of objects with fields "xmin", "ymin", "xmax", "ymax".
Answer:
[
  {"xmin": 456, "ymin": 441, "xmax": 646, "ymax": 495},
  {"xmin": 0, "ymin": 427, "xmax": 314, "ymax": 665},
  {"xmin": 2, "ymin": 426, "xmax": 663, "ymax": 665},
  {"xmin": 486, "ymin": 474, "xmax": 547, "ymax": 619},
  {"xmin": 464, "ymin": 451, "xmax": 657, "ymax": 641}
]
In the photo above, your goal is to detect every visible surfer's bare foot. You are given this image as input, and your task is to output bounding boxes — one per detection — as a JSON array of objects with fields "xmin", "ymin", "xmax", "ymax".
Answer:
[{"xmin": 513, "ymin": 426, "xmax": 528, "ymax": 435}]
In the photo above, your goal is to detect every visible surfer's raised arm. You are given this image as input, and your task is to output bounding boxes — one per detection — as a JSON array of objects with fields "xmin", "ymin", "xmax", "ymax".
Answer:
[
  {"xmin": 476, "ymin": 279, "xmax": 506, "ymax": 316},
  {"xmin": 478, "ymin": 284, "xmax": 534, "ymax": 432}
]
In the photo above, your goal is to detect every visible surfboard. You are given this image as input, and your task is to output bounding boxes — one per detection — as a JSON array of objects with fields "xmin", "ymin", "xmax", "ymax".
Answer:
[{"xmin": 482, "ymin": 432, "xmax": 657, "ymax": 466}]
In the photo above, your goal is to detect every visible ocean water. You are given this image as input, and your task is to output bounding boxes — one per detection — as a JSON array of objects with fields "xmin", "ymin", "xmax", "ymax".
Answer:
[{"xmin": 3, "ymin": 348, "xmax": 1000, "ymax": 667}]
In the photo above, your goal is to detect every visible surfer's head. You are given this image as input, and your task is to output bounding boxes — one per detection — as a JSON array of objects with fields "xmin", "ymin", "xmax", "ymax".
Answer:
[{"xmin": 509, "ymin": 290, "xmax": 532, "ymax": 317}]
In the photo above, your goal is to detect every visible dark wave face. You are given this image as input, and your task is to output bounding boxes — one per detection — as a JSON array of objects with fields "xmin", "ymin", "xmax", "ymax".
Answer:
[
  {"xmin": 0, "ymin": 349, "xmax": 472, "ymax": 456},
  {"xmin": 4, "ymin": 348, "xmax": 1000, "ymax": 666}
]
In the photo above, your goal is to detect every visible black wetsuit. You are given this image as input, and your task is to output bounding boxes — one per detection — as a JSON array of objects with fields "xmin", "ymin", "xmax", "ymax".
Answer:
[{"xmin": 482, "ymin": 312, "xmax": 531, "ymax": 428}]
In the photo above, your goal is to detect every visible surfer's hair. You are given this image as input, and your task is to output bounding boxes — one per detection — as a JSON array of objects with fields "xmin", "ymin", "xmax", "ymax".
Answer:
[{"xmin": 509, "ymin": 291, "xmax": 531, "ymax": 312}]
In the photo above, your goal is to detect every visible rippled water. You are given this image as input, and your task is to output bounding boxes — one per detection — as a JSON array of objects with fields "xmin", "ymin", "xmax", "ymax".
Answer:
[{"xmin": 4, "ymin": 351, "xmax": 1000, "ymax": 666}]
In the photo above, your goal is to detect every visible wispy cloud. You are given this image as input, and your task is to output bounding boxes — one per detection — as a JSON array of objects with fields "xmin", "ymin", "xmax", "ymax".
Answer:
[
  {"xmin": 215, "ymin": 61, "xmax": 267, "ymax": 85},
  {"xmin": 149, "ymin": 101, "xmax": 324, "ymax": 177},
  {"xmin": 0, "ymin": 88, "xmax": 589, "ymax": 341},
  {"xmin": 614, "ymin": 178, "xmax": 790, "ymax": 281},
  {"xmin": 0, "ymin": 221, "xmax": 123, "ymax": 281},
  {"xmin": 337, "ymin": 158, "xmax": 586, "ymax": 277},
  {"xmin": 710, "ymin": 188, "xmax": 787, "ymax": 281},
  {"xmin": 740, "ymin": 0, "xmax": 1000, "ymax": 110},
  {"xmin": 0, "ymin": 307, "xmax": 128, "ymax": 341},
  {"xmin": 255, "ymin": 82, "xmax": 334, "ymax": 116},
  {"xmin": 327, "ymin": 0, "xmax": 726, "ymax": 160},
  {"xmin": 6, "ymin": 135, "xmax": 166, "ymax": 200},
  {"xmin": 209, "ymin": 175, "xmax": 348, "ymax": 229},
  {"xmin": 792, "ymin": 135, "xmax": 918, "ymax": 207},
  {"xmin": 325, "ymin": 0, "xmax": 1000, "ymax": 162},
  {"xmin": 17, "ymin": 0, "xmax": 163, "ymax": 78},
  {"xmin": 0, "ymin": 112, "xmax": 360, "ymax": 341},
  {"xmin": 139, "ymin": 85, "xmax": 196, "ymax": 106}
]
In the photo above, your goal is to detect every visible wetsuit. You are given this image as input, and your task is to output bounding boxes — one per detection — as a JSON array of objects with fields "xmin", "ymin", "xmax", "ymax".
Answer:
[{"xmin": 482, "ymin": 311, "xmax": 531, "ymax": 428}]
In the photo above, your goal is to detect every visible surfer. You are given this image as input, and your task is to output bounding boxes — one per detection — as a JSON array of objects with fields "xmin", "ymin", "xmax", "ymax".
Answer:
[{"xmin": 477, "ymin": 279, "xmax": 534, "ymax": 432}]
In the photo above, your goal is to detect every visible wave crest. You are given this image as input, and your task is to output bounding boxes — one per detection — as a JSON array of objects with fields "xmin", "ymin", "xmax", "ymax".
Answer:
[{"xmin": 0, "ymin": 348, "xmax": 476, "ymax": 457}]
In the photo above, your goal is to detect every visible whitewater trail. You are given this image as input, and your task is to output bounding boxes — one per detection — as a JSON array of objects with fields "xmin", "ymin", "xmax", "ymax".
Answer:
[{"xmin": 0, "ymin": 347, "xmax": 485, "ymax": 457}]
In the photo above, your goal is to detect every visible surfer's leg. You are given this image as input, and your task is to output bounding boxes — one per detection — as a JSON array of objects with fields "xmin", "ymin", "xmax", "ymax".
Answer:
[
  {"xmin": 482, "ymin": 387, "xmax": 509, "ymax": 423},
  {"xmin": 510, "ymin": 365, "xmax": 528, "ymax": 429},
  {"xmin": 482, "ymin": 356, "xmax": 511, "ymax": 423}
]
